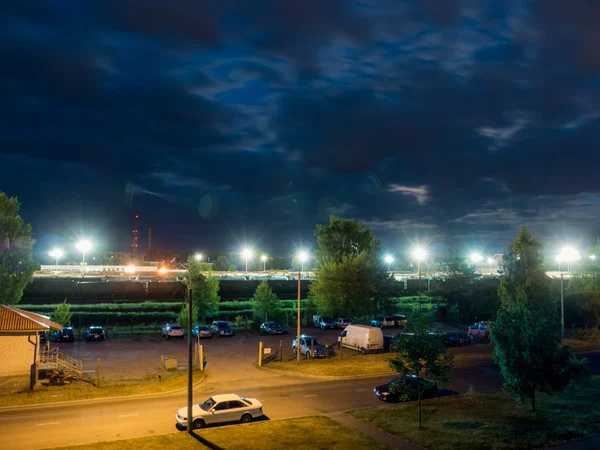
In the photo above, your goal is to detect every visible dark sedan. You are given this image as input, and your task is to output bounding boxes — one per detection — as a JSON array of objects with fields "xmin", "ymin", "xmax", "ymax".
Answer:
[
  {"xmin": 443, "ymin": 331, "xmax": 470, "ymax": 346},
  {"xmin": 85, "ymin": 326, "xmax": 106, "ymax": 341},
  {"xmin": 373, "ymin": 375, "xmax": 438, "ymax": 402},
  {"xmin": 192, "ymin": 326, "xmax": 213, "ymax": 339},
  {"xmin": 260, "ymin": 321, "xmax": 286, "ymax": 335},
  {"xmin": 54, "ymin": 327, "xmax": 75, "ymax": 342},
  {"xmin": 211, "ymin": 320, "xmax": 235, "ymax": 337}
]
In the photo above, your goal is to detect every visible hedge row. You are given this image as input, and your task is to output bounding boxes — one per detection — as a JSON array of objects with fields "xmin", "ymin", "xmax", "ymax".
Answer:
[{"xmin": 19, "ymin": 302, "xmax": 183, "ymax": 313}]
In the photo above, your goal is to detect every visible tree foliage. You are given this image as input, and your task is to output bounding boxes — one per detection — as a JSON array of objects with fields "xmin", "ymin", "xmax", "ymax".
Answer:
[
  {"xmin": 178, "ymin": 301, "xmax": 200, "ymax": 326},
  {"xmin": 214, "ymin": 255, "xmax": 229, "ymax": 271},
  {"xmin": 311, "ymin": 216, "xmax": 387, "ymax": 317},
  {"xmin": 0, "ymin": 193, "xmax": 37, "ymax": 305},
  {"xmin": 433, "ymin": 258, "xmax": 478, "ymax": 320},
  {"xmin": 183, "ymin": 256, "xmax": 220, "ymax": 322},
  {"xmin": 51, "ymin": 299, "xmax": 72, "ymax": 326},
  {"xmin": 389, "ymin": 313, "xmax": 453, "ymax": 428},
  {"xmin": 252, "ymin": 281, "xmax": 280, "ymax": 321},
  {"xmin": 490, "ymin": 227, "xmax": 589, "ymax": 411}
]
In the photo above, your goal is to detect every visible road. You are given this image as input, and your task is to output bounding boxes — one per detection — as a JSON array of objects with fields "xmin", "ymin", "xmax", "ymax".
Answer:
[{"xmin": 2, "ymin": 352, "xmax": 598, "ymax": 450}]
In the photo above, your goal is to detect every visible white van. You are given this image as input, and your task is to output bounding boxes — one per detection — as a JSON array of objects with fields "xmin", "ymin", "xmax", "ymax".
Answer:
[{"xmin": 338, "ymin": 325, "xmax": 384, "ymax": 354}]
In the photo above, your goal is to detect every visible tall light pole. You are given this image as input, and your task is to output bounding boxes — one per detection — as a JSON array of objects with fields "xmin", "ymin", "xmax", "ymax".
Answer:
[
  {"xmin": 241, "ymin": 248, "xmax": 252, "ymax": 272},
  {"xmin": 75, "ymin": 240, "xmax": 92, "ymax": 266},
  {"xmin": 49, "ymin": 248, "xmax": 64, "ymax": 266},
  {"xmin": 261, "ymin": 254, "xmax": 267, "ymax": 271},
  {"xmin": 173, "ymin": 258, "xmax": 194, "ymax": 434},
  {"xmin": 557, "ymin": 247, "xmax": 580, "ymax": 339},
  {"xmin": 296, "ymin": 250, "xmax": 308, "ymax": 362},
  {"xmin": 412, "ymin": 247, "xmax": 427, "ymax": 312},
  {"xmin": 384, "ymin": 254, "xmax": 394, "ymax": 273}
]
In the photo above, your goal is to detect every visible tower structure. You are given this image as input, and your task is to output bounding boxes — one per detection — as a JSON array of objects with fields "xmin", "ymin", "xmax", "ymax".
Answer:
[{"xmin": 132, "ymin": 215, "xmax": 139, "ymax": 256}]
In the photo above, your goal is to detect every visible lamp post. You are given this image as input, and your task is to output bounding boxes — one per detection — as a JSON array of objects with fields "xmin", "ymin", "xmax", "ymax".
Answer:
[
  {"xmin": 296, "ymin": 250, "xmax": 308, "ymax": 362},
  {"xmin": 384, "ymin": 254, "xmax": 394, "ymax": 273},
  {"xmin": 75, "ymin": 240, "xmax": 92, "ymax": 265},
  {"xmin": 49, "ymin": 248, "xmax": 64, "ymax": 266},
  {"xmin": 412, "ymin": 247, "xmax": 427, "ymax": 312},
  {"xmin": 470, "ymin": 252, "xmax": 483, "ymax": 264},
  {"xmin": 241, "ymin": 248, "xmax": 252, "ymax": 272},
  {"xmin": 194, "ymin": 253, "xmax": 203, "ymax": 262},
  {"xmin": 261, "ymin": 254, "xmax": 267, "ymax": 271},
  {"xmin": 556, "ymin": 247, "xmax": 580, "ymax": 340},
  {"xmin": 173, "ymin": 258, "xmax": 193, "ymax": 434}
]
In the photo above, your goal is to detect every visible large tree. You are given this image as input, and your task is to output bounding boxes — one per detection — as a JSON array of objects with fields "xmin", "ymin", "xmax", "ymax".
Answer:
[
  {"xmin": 490, "ymin": 227, "xmax": 589, "ymax": 411},
  {"xmin": 51, "ymin": 299, "xmax": 72, "ymax": 326},
  {"xmin": 433, "ymin": 257, "xmax": 479, "ymax": 320},
  {"xmin": 310, "ymin": 216, "xmax": 386, "ymax": 317},
  {"xmin": 389, "ymin": 313, "xmax": 453, "ymax": 428},
  {"xmin": 183, "ymin": 257, "xmax": 220, "ymax": 323},
  {"xmin": 0, "ymin": 193, "xmax": 37, "ymax": 305}
]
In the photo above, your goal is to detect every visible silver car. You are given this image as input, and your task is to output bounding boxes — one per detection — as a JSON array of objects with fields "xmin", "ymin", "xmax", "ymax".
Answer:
[{"xmin": 176, "ymin": 393, "xmax": 263, "ymax": 429}]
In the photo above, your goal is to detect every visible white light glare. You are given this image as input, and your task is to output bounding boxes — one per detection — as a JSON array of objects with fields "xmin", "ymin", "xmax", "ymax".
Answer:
[
  {"xmin": 75, "ymin": 240, "xmax": 92, "ymax": 252},
  {"xmin": 384, "ymin": 254, "xmax": 394, "ymax": 264},
  {"xmin": 412, "ymin": 247, "xmax": 427, "ymax": 261},
  {"xmin": 470, "ymin": 252, "xmax": 483, "ymax": 263}
]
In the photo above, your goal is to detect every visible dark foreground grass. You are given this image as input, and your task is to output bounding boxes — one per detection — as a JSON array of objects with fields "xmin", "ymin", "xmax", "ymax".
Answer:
[
  {"xmin": 350, "ymin": 376, "xmax": 600, "ymax": 450},
  {"xmin": 42, "ymin": 416, "xmax": 390, "ymax": 450}
]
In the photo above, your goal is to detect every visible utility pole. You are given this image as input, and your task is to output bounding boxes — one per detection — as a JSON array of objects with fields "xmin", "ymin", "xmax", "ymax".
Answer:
[
  {"xmin": 560, "ymin": 273, "xmax": 565, "ymax": 340},
  {"xmin": 296, "ymin": 270, "xmax": 301, "ymax": 362}
]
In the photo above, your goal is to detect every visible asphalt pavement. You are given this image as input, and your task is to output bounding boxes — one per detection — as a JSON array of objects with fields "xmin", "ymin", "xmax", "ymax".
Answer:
[{"xmin": 1, "ymin": 351, "xmax": 597, "ymax": 450}]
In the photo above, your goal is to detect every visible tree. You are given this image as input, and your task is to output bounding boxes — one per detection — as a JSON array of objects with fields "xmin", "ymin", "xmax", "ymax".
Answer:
[
  {"xmin": 214, "ymin": 255, "xmax": 229, "ymax": 271},
  {"xmin": 315, "ymin": 215, "xmax": 381, "ymax": 265},
  {"xmin": 490, "ymin": 227, "xmax": 589, "ymax": 411},
  {"xmin": 51, "ymin": 299, "xmax": 72, "ymax": 326},
  {"xmin": 252, "ymin": 281, "xmax": 280, "ymax": 322},
  {"xmin": 183, "ymin": 256, "xmax": 220, "ymax": 323},
  {"xmin": 388, "ymin": 313, "xmax": 453, "ymax": 428},
  {"xmin": 178, "ymin": 301, "xmax": 200, "ymax": 327},
  {"xmin": 311, "ymin": 216, "xmax": 387, "ymax": 317},
  {"xmin": 433, "ymin": 258, "xmax": 479, "ymax": 321},
  {"xmin": 309, "ymin": 253, "xmax": 377, "ymax": 317},
  {"xmin": 0, "ymin": 193, "xmax": 37, "ymax": 305}
]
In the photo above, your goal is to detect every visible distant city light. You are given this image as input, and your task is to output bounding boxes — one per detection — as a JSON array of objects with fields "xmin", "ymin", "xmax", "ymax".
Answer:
[
  {"xmin": 487, "ymin": 257, "xmax": 494, "ymax": 265},
  {"xmin": 158, "ymin": 267, "xmax": 168, "ymax": 274},
  {"xmin": 470, "ymin": 252, "xmax": 483, "ymax": 263}
]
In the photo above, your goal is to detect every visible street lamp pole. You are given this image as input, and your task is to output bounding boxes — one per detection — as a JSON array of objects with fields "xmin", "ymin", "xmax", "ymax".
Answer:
[
  {"xmin": 297, "ymin": 269, "xmax": 301, "ymax": 363},
  {"xmin": 560, "ymin": 272, "xmax": 565, "ymax": 340},
  {"xmin": 418, "ymin": 260, "xmax": 422, "ymax": 312},
  {"xmin": 174, "ymin": 259, "xmax": 194, "ymax": 434}
]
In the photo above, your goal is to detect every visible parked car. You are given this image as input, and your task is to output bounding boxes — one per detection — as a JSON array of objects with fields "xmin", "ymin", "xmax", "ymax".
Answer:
[
  {"xmin": 370, "ymin": 317, "xmax": 395, "ymax": 328},
  {"xmin": 292, "ymin": 335, "xmax": 328, "ymax": 359},
  {"xmin": 373, "ymin": 375, "xmax": 438, "ymax": 403},
  {"xmin": 84, "ymin": 326, "xmax": 106, "ymax": 341},
  {"xmin": 335, "ymin": 318, "xmax": 352, "ymax": 328},
  {"xmin": 317, "ymin": 316, "xmax": 337, "ymax": 330},
  {"xmin": 162, "ymin": 323, "xmax": 184, "ymax": 340},
  {"xmin": 312, "ymin": 315, "xmax": 324, "ymax": 327},
  {"xmin": 54, "ymin": 327, "xmax": 75, "ymax": 343},
  {"xmin": 175, "ymin": 393, "xmax": 263, "ymax": 430},
  {"xmin": 192, "ymin": 325, "xmax": 213, "ymax": 339},
  {"xmin": 339, "ymin": 325, "xmax": 384, "ymax": 354},
  {"xmin": 468, "ymin": 321, "xmax": 490, "ymax": 340},
  {"xmin": 212, "ymin": 320, "xmax": 235, "ymax": 337},
  {"xmin": 260, "ymin": 321, "xmax": 286, "ymax": 335},
  {"xmin": 443, "ymin": 331, "xmax": 470, "ymax": 346},
  {"xmin": 392, "ymin": 314, "xmax": 408, "ymax": 327}
]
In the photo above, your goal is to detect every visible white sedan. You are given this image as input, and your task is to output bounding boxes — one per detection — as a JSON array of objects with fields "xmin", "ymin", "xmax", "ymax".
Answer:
[{"xmin": 176, "ymin": 393, "xmax": 263, "ymax": 429}]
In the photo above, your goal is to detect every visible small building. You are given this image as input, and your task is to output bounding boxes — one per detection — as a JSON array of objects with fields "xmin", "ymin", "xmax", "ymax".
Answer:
[{"xmin": 0, "ymin": 305, "xmax": 62, "ymax": 390}]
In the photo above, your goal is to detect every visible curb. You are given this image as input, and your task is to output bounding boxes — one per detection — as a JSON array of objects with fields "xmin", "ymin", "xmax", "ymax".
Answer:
[{"xmin": 0, "ymin": 373, "xmax": 207, "ymax": 412}]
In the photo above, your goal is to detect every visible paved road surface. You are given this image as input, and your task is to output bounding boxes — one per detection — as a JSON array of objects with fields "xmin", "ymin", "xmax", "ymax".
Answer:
[{"xmin": 1, "ymin": 352, "xmax": 597, "ymax": 450}]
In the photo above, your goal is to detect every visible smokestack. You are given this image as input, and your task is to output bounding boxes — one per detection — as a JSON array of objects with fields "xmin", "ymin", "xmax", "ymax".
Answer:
[{"xmin": 148, "ymin": 226, "xmax": 152, "ymax": 250}]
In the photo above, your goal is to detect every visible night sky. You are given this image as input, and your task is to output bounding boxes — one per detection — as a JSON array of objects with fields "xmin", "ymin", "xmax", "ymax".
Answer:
[{"xmin": 1, "ymin": 1, "xmax": 599, "ymax": 260}]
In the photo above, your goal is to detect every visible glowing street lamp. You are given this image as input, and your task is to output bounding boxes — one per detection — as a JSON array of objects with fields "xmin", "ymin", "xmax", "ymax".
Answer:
[
  {"xmin": 556, "ymin": 247, "xmax": 581, "ymax": 340},
  {"xmin": 384, "ymin": 254, "xmax": 394, "ymax": 272},
  {"xmin": 75, "ymin": 240, "xmax": 92, "ymax": 265},
  {"xmin": 411, "ymin": 247, "xmax": 427, "ymax": 311},
  {"xmin": 295, "ymin": 249, "xmax": 309, "ymax": 363},
  {"xmin": 589, "ymin": 255, "xmax": 596, "ymax": 261},
  {"xmin": 48, "ymin": 248, "xmax": 64, "ymax": 266},
  {"xmin": 194, "ymin": 253, "xmax": 203, "ymax": 262},
  {"xmin": 470, "ymin": 252, "xmax": 483, "ymax": 264},
  {"xmin": 486, "ymin": 257, "xmax": 494, "ymax": 265},
  {"xmin": 297, "ymin": 250, "xmax": 308, "ymax": 273},
  {"xmin": 261, "ymin": 254, "xmax": 267, "ymax": 271},
  {"xmin": 241, "ymin": 248, "xmax": 252, "ymax": 272}
]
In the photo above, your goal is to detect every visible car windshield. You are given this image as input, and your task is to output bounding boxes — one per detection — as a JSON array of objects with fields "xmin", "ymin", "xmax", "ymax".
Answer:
[
  {"xmin": 200, "ymin": 397, "xmax": 216, "ymax": 411},
  {"xmin": 268, "ymin": 323, "xmax": 278, "ymax": 328}
]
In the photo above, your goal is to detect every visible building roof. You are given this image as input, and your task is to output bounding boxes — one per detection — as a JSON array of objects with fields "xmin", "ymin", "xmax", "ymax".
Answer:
[{"xmin": 0, "ymin": 305, "xmax": 63, "ymax": 332}]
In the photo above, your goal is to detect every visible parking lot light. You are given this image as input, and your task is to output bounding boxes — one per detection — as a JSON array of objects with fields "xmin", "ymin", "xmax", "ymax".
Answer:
[
  {"xmin": 241, "ymin": 248, "xmax": 252, "ymax": 272},
  {"xmin": 49, "ymin": 248, "xmax": 64, "ymax": 266}
]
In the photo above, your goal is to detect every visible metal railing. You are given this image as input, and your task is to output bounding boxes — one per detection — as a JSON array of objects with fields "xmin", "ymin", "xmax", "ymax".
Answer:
[{"xmin": 39, "ymin": 348, "xmax": 83, "ymax": 379}]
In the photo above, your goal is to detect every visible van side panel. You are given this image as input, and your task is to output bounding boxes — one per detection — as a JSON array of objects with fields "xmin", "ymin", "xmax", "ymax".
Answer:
[{"xmin": 340, "ymin": 325, "xmax": 384, "ymax": 353}]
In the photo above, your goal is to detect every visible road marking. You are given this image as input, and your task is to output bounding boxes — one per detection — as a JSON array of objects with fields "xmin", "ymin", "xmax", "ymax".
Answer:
[
  {"xmin": 118, "ymin": 414, "xmax": 139, "ymax": 418},
  {"xmin": 355, "ymin": 389, "xmax": 367, "ymax": 392},
  {"xmin": 37, "ymin": 422, "xmax": 60, "ymax": 426},
  {"xmin": 303, "ymin": 395, "xmax": 317, "ymax": 398}
]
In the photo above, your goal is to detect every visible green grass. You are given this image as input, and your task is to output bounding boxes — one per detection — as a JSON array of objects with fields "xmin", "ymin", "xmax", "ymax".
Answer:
[
  {"xmin": 41, "ymin": 416, "xmax": 391, "ymax": 450},
  {"xmin": 0, "ymin": 369, "xmax": 205, "ymax": 407},
  {"xmin": 350, "ymin": 376, "xmax": 600, "ymax": 450}
]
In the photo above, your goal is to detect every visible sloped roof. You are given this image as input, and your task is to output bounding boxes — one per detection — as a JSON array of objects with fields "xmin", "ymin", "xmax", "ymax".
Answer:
[{"xmin": 0, "ymin": 305, "xmax": 63, "ymax": 332}]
